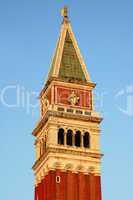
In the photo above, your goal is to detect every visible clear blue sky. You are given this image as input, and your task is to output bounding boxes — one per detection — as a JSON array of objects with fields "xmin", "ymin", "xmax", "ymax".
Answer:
[{"xmin": 0, "ymin": 0, "xmax": 133, "ymax": 200}]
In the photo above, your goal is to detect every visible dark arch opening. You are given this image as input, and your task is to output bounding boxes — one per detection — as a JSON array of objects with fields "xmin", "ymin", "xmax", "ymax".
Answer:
[
  {"xmin": 75, "ymin": 131, "xmax": 81, "ymax": 147},
  {"xmin": 66, "ymin": 129, "xmax": 73, "ymax": 146},
  {"xmin": 58, "ymin": 128, "xmax": 64, "ymax": 145},
  {"xmin": 83, "ymin": 132, "xmax": 90, "ymax": 148}
]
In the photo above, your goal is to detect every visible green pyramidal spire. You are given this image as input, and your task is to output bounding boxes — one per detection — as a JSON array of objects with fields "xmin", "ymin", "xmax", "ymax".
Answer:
[
  {"xmin": 59, "ymin": 31, "xmax": 86, "ymax": 81},
  {"xmin": 46, "ymin": 7, "xmax": 91, "ymax": 84}
]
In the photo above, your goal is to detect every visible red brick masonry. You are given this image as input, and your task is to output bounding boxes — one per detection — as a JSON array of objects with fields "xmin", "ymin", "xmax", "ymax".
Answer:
[{"xmin": 35, "ymin": 170, "xmax": 102, "ymax": 200}]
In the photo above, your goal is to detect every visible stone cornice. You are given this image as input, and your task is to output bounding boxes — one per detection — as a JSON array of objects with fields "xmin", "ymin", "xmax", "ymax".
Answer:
[
  {"xmin": 40, "ymin": 78, "xmax": 96, "ymax": 97},
  {"xmin": 32, "ymin": 110, "xmax": 102, "ymax": 136},
  {"xmin": 32, "ymin": 146, "xmax": 103, "ymax": 171}
]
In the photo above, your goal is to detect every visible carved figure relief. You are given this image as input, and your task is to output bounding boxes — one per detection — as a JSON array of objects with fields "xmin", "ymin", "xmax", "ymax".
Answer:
[
  {"xmin": 44, "ymin": 96, "xmax": 49, "ymax": 107},
  {"xmin": 68, "ymin": 91, "xmax": 79, "ymax": 106},
  {"xmin": 41, "ymin": 96, "xmax": 49, "ymax": 116}
]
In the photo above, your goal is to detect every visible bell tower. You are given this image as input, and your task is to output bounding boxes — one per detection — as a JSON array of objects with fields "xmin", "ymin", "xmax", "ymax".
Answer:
[{"xmin": 33, "ymin": 7, "xmax": 102, "ymax": 200}]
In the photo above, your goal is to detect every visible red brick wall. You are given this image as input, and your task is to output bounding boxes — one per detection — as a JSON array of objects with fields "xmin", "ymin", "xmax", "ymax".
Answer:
[
  {"xmin": 34, "ymin": 171, "xmax": 102, "ymax": 200},
  {"xmin": 95, "ymin": 176, "xmax": 102, "ymax": 200},
  {"xmin": 59, "ymin": 171, "xmax": 67, "ymax": 199},
  {"xmin": 56, "ymin": 170, "xmax": 67, "ymax": 200},
  {"xmin": 78, "ymin": 172, "xmax": 86, "ymax": 200},
  {"xmin": 66, "ymin": 171, "xmax": 75, "ymax": 200},
  {"xmin": 49, "ymin": 171, "xmax": 56, "ymax": 200},
  {"xmin": 90, "ymin": 173, "xmax": 96, "ymax": 200},
  {"xmin": 34, "ymin": 184, "xmax": 38, "ymax": 200},
  {"xmin": 85, "ymin": 174, "xmax": 91, "ymax": 199},
  {"xmin": 74, "ymin": 173, "xmax": 79, "ymax": 200},
  {"xmin": 42, "ymin": 178, "xmax": 46, "ymax": 200}
]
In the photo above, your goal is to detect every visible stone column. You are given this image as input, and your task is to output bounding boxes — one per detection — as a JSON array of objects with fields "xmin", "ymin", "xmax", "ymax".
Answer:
[
  {"xmin": 64, "ymin": 129, "xmax": 67, "ymax": 146},
  {"xmin": 81, "ymin": 132, "xmax": 83, "ymax": 147},
  {"xmin": 72, "ymin": 129, "xmax": 75, "ymax": 146}
]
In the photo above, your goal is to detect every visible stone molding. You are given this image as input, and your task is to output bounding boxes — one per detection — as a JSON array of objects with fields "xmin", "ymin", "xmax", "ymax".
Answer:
[
  {"xmin": 32, "ymin": 110, "xmax": 102, "ymax": 136},
  {"xmin": 33, "ymin": 146, "xmax": 102, "ymax": 170},
  {"xmin": 35, "ymin": 167, "xmax": 101, "ymax": 185}
]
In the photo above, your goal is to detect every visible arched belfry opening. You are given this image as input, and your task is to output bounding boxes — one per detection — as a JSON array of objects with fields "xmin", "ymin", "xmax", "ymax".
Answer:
[
  {"xmin": 83, "ymin": 132, "xmax": 90, "ymax": 148},
  {"xmin": 75, "ymin": 130, "xmax": 81, "ymax": 147},
  {"xmin": 66, "ymin": 129, "xmax": 73, "ymax": 146},
  {"xmin": 58, "ymin": 128, "xmax": 64, "ymax": 145}
]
